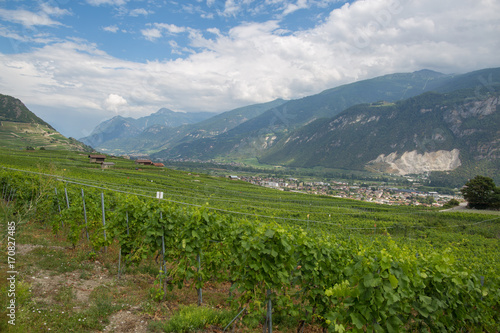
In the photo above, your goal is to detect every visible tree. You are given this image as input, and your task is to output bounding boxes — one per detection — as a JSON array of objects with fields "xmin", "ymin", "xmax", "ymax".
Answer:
[
  {"xmin": 443, "ymin": 199, "xmax": 460, "ymax": 209},
  {"xmin": 492, "ymin": 187, "xmax": 500, "ymax": 210},
  {"xmin": 460, "ymin": 176, "xmax": 499, "ymax": 209}
]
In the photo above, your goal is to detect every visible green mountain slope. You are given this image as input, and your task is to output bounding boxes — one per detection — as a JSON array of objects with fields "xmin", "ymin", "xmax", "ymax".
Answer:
[
  {"xmin": 154, "ymin": 69, "xmax": 453, "ymax": 160},
  {"xmin": 79, "ymin": 115, "xmax": 142, "ymax": 148},
  {"xmin": 0, "ymin": 93, "xmax": 54, "ymax": 127},
  {"xmin": 0, "ymin": 94, "xmax": 92, "ymax": 152},
  {"xmin": 434, "ymin": 67, "xmax": 500, "ymax": 93},
  {"xmin": 260, "ymin": 85, "xmax": 500, "ymax": 184}
]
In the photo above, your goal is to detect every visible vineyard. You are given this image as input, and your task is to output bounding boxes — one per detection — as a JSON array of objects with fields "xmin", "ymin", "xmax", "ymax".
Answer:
[{"xmin": 1, "ymin": 149, "xmax": 499, "ymax": 332}]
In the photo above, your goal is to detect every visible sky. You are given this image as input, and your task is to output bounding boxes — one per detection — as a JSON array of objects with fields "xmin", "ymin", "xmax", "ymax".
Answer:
[{"xmin": 0, "ymin": 0, "xmax": 499, "ymax": 138}]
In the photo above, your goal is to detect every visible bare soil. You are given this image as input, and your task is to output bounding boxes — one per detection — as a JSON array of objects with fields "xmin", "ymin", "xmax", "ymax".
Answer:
[{"xmin": 103, "ymin": 310, "xmax": 148, "ymax": 333}]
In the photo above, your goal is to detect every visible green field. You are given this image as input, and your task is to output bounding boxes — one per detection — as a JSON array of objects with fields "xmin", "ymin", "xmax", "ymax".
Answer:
[{"xmin": 1, "ymin": 148, "xmax": 499, "ymax": 332}]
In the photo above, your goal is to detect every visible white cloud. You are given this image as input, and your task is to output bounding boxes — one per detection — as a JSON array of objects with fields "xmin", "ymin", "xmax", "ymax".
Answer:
[
  {"xmin": 86, "ymin": 0, "xmax": 128, "ymax": 6},
  {"xmin": 129, "ymin": 8, "xmax": 151, "ymax": 17},
  {"xmin": 154, "ymin": 23, "xmax": 187, "ymax": 34},
  {"xmin": 0, "ymin": 8, "xmax": 62, "ymax": 27},
  {"xmin": 221, "ymin": 0, "xmax": 241, "ymax": 17},
  {"xmin": 207, "ymin": 28, "xmax": 221, "ymax": 36},
  {"xmin": 141, "ymin": 23, "xmax": 187, "ymax": 41},
  {"xmin": 0, "ymin": 3, "xmax": 71, "ymax": 29},
  {"xmin": 0, "ymin": 26, "xmax": 28, "ymax": 42},
  {"xmin": 103, "ymin": 25, "xmax": 119, "ymax": 33},
  {"xmin": 39, "ymin": 3, "xmax": 71, "ymax": 17},
  {"xmin": 282, "ymin": 0, "xmax": 310, "ymax": 16},
  {"xmin": 104, "ymin": 94, "xmax": 128, "ymax": 112},
  {"xmin": 141, "ymin": 28, "xmax": 162, "ymax": 41}
]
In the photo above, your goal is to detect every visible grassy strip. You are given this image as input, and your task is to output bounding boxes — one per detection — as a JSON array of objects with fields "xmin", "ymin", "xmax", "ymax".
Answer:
[{"xmin": 149, "ymin": 304, "xmax": 236, "ymax": 332}]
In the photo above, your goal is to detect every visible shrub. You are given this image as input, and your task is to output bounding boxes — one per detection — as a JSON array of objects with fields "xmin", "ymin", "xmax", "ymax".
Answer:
[{"xmin": 443, "ymin": 199, "xmax": 460, "ymax": 209}]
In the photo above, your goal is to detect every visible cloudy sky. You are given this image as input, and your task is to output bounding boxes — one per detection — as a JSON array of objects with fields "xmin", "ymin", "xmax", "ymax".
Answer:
[{"xmin": 0, "ymin": 0, "xmax": 499, "ymax": 138}]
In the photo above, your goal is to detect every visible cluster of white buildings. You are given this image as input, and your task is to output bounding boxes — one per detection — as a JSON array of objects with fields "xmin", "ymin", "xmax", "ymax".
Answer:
[{"xmin": 234, "ymin": 175, "xmax": 458, "ymax": 207}]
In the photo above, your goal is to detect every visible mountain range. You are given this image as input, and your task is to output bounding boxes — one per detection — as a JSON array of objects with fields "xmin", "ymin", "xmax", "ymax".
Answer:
[
  {"xmin": 261, "ymin": 88, "xmax": 499, "ymax": 173},
  {"xmin": 155, "ymin": 69, "xmax": 456, "ymax": 160},
  {"xmin": 79, "ymin": 108, "xmax": 214, "ymax": 149},
  {"xmin": 154, "ymin": 67, "xmax": 497, "ymax": 185},
  {"xmin": 80, "ymin": 99, "xmax": 288, "ymax": 155},
  {"xmin": 2, "ymin": 66, "xmax": 499, "ymax": 187}
]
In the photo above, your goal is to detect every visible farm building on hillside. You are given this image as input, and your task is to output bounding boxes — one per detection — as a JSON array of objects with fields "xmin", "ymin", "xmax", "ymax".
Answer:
[
  {"xmin": 153, "ymin": 163, "xmax": 165, "ymax": 167},
  {"xmin": 135, "ymin": 159, "xmax": 153, "ymax": 165},
  {"xmin": 101, "ymin": 162, "xmax": 115, "ymax": 169},
  {"xmin": 89, "ymin": 154, "xmax": 106, "ymax": 163}
]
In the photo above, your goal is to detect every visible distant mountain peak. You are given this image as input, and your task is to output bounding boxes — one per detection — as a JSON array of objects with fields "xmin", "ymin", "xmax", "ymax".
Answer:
[
  {"xmin": 154, "ymin": 108, "xmax": 177, "ymax": 115},
  {"xmin": 80, "ymin": 107, "xmax": 215, "ymax": 147}
]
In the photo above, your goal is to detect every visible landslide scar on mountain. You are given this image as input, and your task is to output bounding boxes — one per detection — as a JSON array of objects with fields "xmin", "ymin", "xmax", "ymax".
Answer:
[{"xmin": 366, "ymin": 149, "xmax": 461, "ymax": 175}]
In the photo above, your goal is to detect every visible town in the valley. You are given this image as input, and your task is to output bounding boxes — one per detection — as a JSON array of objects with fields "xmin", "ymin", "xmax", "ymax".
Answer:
[{"xmin": 230, "ymin": 175, "xmax": 460, "ymax": 207}]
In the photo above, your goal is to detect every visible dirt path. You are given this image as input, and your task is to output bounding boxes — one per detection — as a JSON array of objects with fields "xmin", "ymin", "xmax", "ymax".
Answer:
[
  {"xmin": 103, "ymin": 310, "xmax": 148, "ymax": 333},
  {"xmin": 440, "ymin": 202, "xmax": 500, "ymax": 215},
  {"xmin": 16, "ymin": 242, "xmax": 150, "ymax": 332}
]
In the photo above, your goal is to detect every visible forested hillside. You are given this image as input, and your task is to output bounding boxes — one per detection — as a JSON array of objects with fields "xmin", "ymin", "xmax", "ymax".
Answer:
[{"xmin": 260, "ymin": 86, "xmax": 500, "ymax": 186}]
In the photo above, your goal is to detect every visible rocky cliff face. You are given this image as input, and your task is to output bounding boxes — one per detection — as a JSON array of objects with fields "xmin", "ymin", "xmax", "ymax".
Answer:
[
  {"xmin": 367, "ymin": 149, "xmax": 461, "ymax": 175},
  {"xmin": 365, "ymin": 96, "xmax": 499, "ymax": 174},
  {"xmin": 444, "ymin": 96, "xmax": 498, "ymax": 137},
  {"xmin": 443, "ymin": 96, "xmax": 500, "ymax": 160}
]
